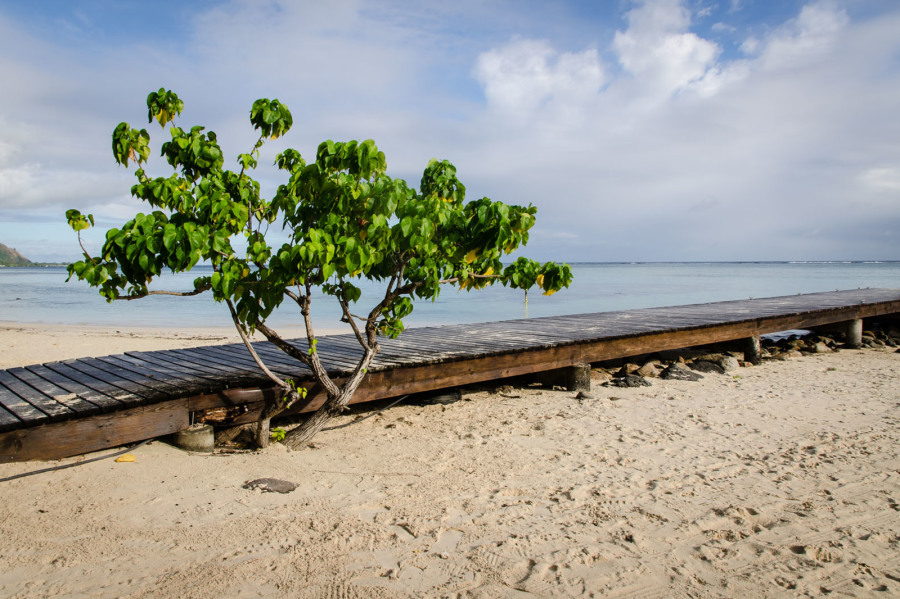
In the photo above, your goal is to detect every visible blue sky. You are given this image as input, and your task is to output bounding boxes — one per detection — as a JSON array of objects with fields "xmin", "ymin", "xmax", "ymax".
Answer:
[{"xmin": 0, "ymin": 0, "xmax": 898, "ymax": 262}]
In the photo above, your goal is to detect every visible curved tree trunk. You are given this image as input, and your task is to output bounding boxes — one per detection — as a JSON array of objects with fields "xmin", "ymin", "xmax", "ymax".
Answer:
[
  {"xmin": 254, "ymin": 399, "xmax": 286, "ymax": 449},
  {"xmin": 281, "ymin": 348, "xmax": 376, "ymax": 449}
]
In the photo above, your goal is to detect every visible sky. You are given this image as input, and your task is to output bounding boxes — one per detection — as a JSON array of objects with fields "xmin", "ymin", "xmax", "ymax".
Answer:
[{"xmin": 0, "ymin": 0, "xmax": 898, "ymax": 263}]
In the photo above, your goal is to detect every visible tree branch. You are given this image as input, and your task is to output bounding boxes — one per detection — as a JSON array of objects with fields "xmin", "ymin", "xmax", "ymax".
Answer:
[
  {"xmin": 251, "ymin": 287, "xmax": 341, "ymax": 399},
  {"xmin": 226, "ymin": 298, "xmax": 307, "ymax": 448},
  {"xmin": 438, "ymin": 272, "xmax": 501, "ymax": 285},
  {"xmin": 116, "ymin": 284, "xmax": 212, "ymax": 301},
  {"xmin": 284, "ymin": 287, "xmax": 304, "ymax": 307},
  {"xmin": 252, "ymin": 320, "xmax": 311, "ymax": 367},
  {"xmin": 76, "ymin": 232, "xmax": 98, "ymax": 266},
  {"xmin": 225, "ymin": 299, "xmax": 290, "ymax": 392},
  {"xmin": 338, "ymin": 297, "xmax": 368, "ymax": 347}
]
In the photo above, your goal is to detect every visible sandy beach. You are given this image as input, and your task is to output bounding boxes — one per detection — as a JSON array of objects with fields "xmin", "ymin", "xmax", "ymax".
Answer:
[{"xmin": 0, "ymin": 326, "xmax": 899, "ymax": 597}]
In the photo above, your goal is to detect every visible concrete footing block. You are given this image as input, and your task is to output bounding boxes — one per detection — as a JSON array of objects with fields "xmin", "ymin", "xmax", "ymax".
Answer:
[{"xmin": 172, "ymin": 423, "xmax": 215, "ymax": 452}]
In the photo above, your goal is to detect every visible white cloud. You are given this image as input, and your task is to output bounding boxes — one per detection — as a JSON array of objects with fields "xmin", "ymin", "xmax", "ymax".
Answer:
[
  {"xmin": 860, "ymin": 168, "xmax": 900, "ymax": 193},
  {"xmin": 612, "ymin": 0, "xmax": 724, "ymax": 100},
  {"xmin": 473, "ymin": 38, "xmax": 605, "ymax": 118},
  {"xmin": 711, "ymin": 22, "xmax": 736, "ymax": 33},
  {"xmin": 460, "ymin": 0, "xmax": 900, "ymax": 260},
  {"xmin": 755, "ymin": 1, "xmax": 849, "ymax": 69},
  {"xmin": 740, "ymin": 36, "xmax": 760, "ymax": 55}
]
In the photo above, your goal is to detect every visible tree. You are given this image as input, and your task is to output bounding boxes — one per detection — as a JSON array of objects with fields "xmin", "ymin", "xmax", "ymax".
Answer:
[{"xmin": 67, "ymin": 89, "xmax": 573, "ymax": 449}]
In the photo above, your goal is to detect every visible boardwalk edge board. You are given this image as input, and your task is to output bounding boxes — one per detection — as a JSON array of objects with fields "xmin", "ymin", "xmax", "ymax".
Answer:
[{"xmin": 1, "ymin": 289, "xmax": 898, "ymax": 461}]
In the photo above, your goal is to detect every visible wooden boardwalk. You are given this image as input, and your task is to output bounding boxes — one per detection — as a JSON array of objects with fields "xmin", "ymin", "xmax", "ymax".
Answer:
[{"xmin": 2, "ymin": 288, "xmax": 899, "ymax": 462}]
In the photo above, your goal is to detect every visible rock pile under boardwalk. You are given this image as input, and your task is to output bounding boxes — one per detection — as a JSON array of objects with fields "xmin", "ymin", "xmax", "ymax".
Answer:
[{"xmin": 587, "ymin": 323, "xmax": 900, "ymax": 389}]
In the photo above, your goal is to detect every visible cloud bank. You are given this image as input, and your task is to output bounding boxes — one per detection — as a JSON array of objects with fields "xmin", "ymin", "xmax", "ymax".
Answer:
[{"xmin": 0, "ymin": 0, "xmax": 898, "ymax": 262}]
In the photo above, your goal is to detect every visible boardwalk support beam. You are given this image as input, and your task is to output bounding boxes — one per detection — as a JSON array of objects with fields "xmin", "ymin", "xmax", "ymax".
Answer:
[
  {"xmin": 531, "ymin": 363, "xmax": 591, "ymax": 392},
  {"xmin": 742, "ymin": 335, "xmax": 762, "ymax": 365},
  {"xmin": 811, "ymin": 318, "xmax": 863, "ymax": 349},
  {"xmin": 845, "ymin": 319, "xmax": 863, "ymax": 349},
  {"xmin": 565, "ymin": 363, "xmax": 592, "ymax": 392}
]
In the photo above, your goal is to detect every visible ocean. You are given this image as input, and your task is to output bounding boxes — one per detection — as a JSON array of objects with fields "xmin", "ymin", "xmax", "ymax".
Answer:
[{"xmin": 1, "ymin": 262, "xmax": 898, "ymax": 330}]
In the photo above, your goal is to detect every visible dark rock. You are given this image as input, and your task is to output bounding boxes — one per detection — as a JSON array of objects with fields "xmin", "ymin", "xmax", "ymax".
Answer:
[
  {"xmin": 718, "ymin": 355, "xmax": 741, "ymax": 371},
  {"xmin": 661, "ymin": 365, "xmax": 704, "ymax": 381},
  {"xmin": 695, "ymin": 353, "xmax": 740, "ymax": 372},
  {"xmin": 635, "ymin": 362, "xmax": 661, "ymax": 378},
  {"xmin": 408, "ymin": 389, "xmax": 463, "ymax": 405},
  {"xmin": 574, "ymin": 391, "xmax": 595, "ymax": 400},
  {"xmin": 690, "ymin": 360, "xmax": 725, "ymax": 374},
  {"xmin": 243, "ymin": 478, "xmax": 299, "ymax": 494},
  {"xmin": 614, "ymin": 363, "xmax": 641, "ymax": 377},
  {"xmin": 591, "ymin": 368, "xmax": 613, "ymax": 383},
  {"xmin": 607, "ymin": 374, "xmax": 652, "ymax": 388}
]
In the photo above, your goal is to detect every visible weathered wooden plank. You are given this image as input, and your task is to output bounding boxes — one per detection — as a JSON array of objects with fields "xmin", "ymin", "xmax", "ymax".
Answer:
[
  {"xmin": 25, "ymin": 364, "xmax": 125, "ymax": 412},
  {"xmin": 177, "ymin": 346, "xmax": 268, "ymax": 371},
  {"xmin": 97, "ymin": 355, "xmax": 213, "ymax": 395},
  {"xmin": 0, "ymin": 370, "xmax": 72, "ymax": 420},
  {"xmin": 211, "ymin": 343, "xmax": 313, "ymax": 373},
  {"xmin": 0, "ymin": 403, "xmax": 21, "ymax": 432},
  {"xmin": 73, "ymin": 357, "xmax": 185, "ymax": 397},
  {"xmin": 123, "ymin": 351, "xmax": 224, "ymax": 382},
  {"xmin": 48, "ymin": 360, "xmax": 164, "ymax": 406},
  {"xmin": 133, "ymin": 348, "xmax": 260, "ymax": 380},
  {"xmin": 184, "ymin": 346, "xmax": 298, "ymax": 379},
  {"xmin": 224, "ymin": 341, "xmax": 355, "ymax": 379},
  {"xmin": 126, "ymin": 350, "xmax": 269, "ymax": 390},
  {"xmin": 4, "ymin": 368, "xmax": 100, "ymax": 415},
  {"xmin": 157, "ymin": 346, "xmax": 263, "ymax": 375},
  {"xmin": 0, "ymin": 382, "xmax": 49, "ymax": 424},
  {"xmin": 346, "ymin": 320, "xmax": 766, "ymax": 405},
  {"xmin": 141, "ymin": 348, "xmax": 276, "ymax": 388},
  {"xmin": 0, "ymin": 397, "xmax": 190, "ymax": 462}
]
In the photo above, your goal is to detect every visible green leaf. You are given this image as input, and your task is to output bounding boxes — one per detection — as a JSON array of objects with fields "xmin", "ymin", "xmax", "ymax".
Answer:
[
  {"xmin": 66, "ymin": 209, "xmax": 93, "ymax": 232},
  {"xmin": 162, "ymin": 224, "xmax": 177, "ymax": 252}
]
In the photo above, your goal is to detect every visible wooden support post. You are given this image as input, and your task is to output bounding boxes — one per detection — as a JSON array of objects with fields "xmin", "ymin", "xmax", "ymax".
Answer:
[
  {"xmin": 564, "ymin": 363, "xmax": 591, "ymax": 392},
  {"xmin": 845, "ymin": 318, "xmax": 863, "ymax": 349},
  {"xmin": 528, "ymin": 363, "xmax": 591, "ymax": 392},
  {"xmin": 742, "ymin": 335, "xmax": 762, "ymax": 365}
]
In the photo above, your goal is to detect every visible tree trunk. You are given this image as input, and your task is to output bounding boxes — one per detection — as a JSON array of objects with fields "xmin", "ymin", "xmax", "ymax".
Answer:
[
  {"xmin": 255, "ymin": 409, "xmax": 272, "ymax": 449},
  {"xmin": 254, "ymin": 389, "xmax": 301, "ymax": 449},
  {"xmin": 281, "ymin": 377, "xmax": 365, "ymax": 449},
  {"xmin": 281, "ymin": 348, "xmax": 375, "ymax": 449}
]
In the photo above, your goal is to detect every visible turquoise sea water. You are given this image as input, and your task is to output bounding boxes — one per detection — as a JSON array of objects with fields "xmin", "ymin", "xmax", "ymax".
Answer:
[{"xmin": 1, "ymin": 262, "xmax": 898, "ymax": 330}]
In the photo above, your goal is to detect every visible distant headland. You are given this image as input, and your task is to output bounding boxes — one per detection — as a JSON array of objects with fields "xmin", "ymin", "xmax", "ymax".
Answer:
[
  {"xmin": 0, "ymin": 243, "xmax": 66, "ymax": 267},
  {"xmin": 0, "ymin": 243, "xmax": 33, "ymax": 267}
]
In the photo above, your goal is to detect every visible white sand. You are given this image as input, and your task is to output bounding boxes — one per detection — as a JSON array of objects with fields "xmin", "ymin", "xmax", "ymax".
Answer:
[{"xmin": 1, "ymin": 329, "xmax": 899, "ymax": 597}]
